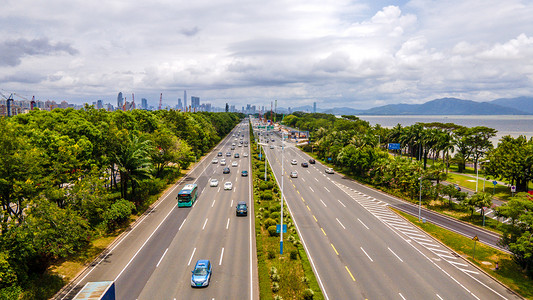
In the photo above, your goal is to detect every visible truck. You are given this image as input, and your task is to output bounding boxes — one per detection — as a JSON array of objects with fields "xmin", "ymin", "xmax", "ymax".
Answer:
[{"xmin": 73, "ymin": 281, "xmax": 115, "ymax": 300}]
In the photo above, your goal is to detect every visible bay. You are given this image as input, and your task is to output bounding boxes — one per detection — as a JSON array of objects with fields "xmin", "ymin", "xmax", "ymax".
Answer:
[{"xmin": 356, "ymin": 115, "xmax": 533, "ymax": 144}]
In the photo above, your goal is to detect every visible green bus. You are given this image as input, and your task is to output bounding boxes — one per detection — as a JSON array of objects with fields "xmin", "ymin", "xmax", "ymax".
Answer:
[{"xmin": 177, "ymin": 184, "xmax": 199, "ymax": 207}]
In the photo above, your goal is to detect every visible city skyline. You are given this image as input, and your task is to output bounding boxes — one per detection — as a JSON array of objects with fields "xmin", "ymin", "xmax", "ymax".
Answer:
[{"xmin": 1, "ymin": 1, "xmax": 533, "ymax": 109}]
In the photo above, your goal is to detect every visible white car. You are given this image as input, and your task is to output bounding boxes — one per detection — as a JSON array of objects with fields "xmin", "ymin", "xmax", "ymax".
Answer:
[
  {"xmin": 270, "ymin": 145, "xmax": 274, "ymax": 149},
  {"xmin": 220, "ymin": 159, "xmax": 226, "ymax": 165},
  {"xmin": 243, "ymin": 153, "xmax": 248, "ymax": 157},
  {"xmin": 325, "ymin": 168, "xmax": 334, "ymax": 174},
  {"xmin": 210, "ymin": 179, "xmax": 219, "ymax": 187},
  {"xmin": 232, "ymin": 161, "xmax": 238, "ymax": 167},
  {"xmin": 290, "ymin": 171, "xmax": 298, "ymax": 178},
  {"xmin": 224, "ymin": 182, "xmax": 233, "ymax": 190},
  {"xmin": 212, "ymin": 158, "xmax": 218, "ymax": 164},
  {"xmin": 291, "ymin": 159, "xmax": 297, "ymax": 165}
]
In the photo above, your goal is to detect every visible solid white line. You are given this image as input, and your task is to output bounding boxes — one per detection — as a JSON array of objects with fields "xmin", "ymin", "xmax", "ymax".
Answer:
[
  {"xmin": 436, "ymin": 294, "xmax": 444, "ymax": 300},
  {"xmin": 358, "ymin": 218, "xmax": 370, "ymax": 229},
  {"xmin": 114, "ymin": 202, "xmax": 179, "ymax": 281},
  {"xmin": 202, "ymin": 218, "xmax": 208, "ymax": 230},
  {"xmin": 219, "ymin": 247, "xmax": 225, "ymax": 265},
  {"xmin": 212, "ymin": 199, "xmax": 216, "ymax": 207},
  {"xmin": 309, "ymin": 187, "xmax": 314, "ymax": 193},
  {"xmin": 217, "ymin": 187, "xmax": 220, "ymax": 192},
  {"xmin": 156, "ymin": 248, "xmax": 169, "ymax": 267},
  {"xmin": 230, "ymin": 199, "xmax": 234, "ymax": 207},
  {"xmin": 178, "ymin": 218, "xmax": 186, "ymax": 231},
  {"xmin": 226, "ymin": 218, "xmax": 230, "ymax": 229},
  {"xmin": 388, "ymin": 247, "xmax": 403, "ymax": 262},
  {"xmin": 324, "ymin": 187, "xmax": 330, "ymax": 192},
  {"xmin": 320, "ymin": 199, "xmax": 327, "ymax": 207},
  {"xmin": 399, "ymin": 292, "xmax": 406, "ymax": 300},
  {"xmin": 336, "ymin": 218, "xmax": 346, "ymax": 229},
  {"xmin": 338, "ymin": 200, "xmax": 346, "ymax": 207},
  {"xmin": 188, "ymin": 248, "xmax": 196, "ymax": 266},
  {"xmin": 360, "ymin": 247, "xmax": 373, "ymax": 262}
]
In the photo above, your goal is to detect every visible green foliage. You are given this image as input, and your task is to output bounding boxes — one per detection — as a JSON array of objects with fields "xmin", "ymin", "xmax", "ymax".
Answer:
[
  {"xmin": 259, "ymin": 182, "xmax": 268, "ymax": 190},
  {"xmin": 0, "ymin": 252, "xmax": 17, "ymax": 288},
  {"xmin": 0, "ymin": 285, "xmax": 22, "ymax": 300},
  {"xmin": 290, "ymin": 250, "xmax": 298, "ymax": 260},
  {"xmin": 268, "ymin": 250, "xmax": 277, "ymax": 259},
  {"xmin": 262, "ymin": 190, "xmax": 273, "ymax": 200},
  {"xmin": 267, "ymin": 181, "xmax": 274, "ymax": 189},
  {"xmin": 270, "ymin": 212, "xmax": 280, "ymax": 220},
  {"xmin": 303, "ymin": 288, "xmax": 315, "ymax": 300},
  {"xmin": 267, "ymin": 226, "xmax": 279, "ymax": 237},
  {"xmin": 264, "ymin": 218, "xmax": 276, "ymax": 228},
  {"xmin": 103, "ymin": 199, "xmax": 136, "ymax": 231},
  {"xmin": 272, "ymin": 282, "xmax": 280, "ymax": 293}
]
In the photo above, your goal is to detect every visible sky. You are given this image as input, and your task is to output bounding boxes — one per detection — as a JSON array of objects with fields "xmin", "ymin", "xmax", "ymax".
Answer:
[{"xmin": 1, "ymin": 0, "xmax": 533, "ymax": 110}]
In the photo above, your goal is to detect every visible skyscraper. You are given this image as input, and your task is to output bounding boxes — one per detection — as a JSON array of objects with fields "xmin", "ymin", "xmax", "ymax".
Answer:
[
  {"xmin": 177, "ymin": 98, "xmax": 182, "ymax": 111},
  {"xmin": 313, "ymin": 102, "xmax": 316, "ymax": 113},
  {"xmin": 117, "ymin": 92, "xmax": 123, "ymax": 109},
  {"xmin": 141, "ymin": 98, "xmax": 148, "ymax": 110},
  {"xmin": 191, "ymin": 96, "xmax": 200, "ymax": 110},
  {"xmin": 184, "ymin": 90, "xmax": 187, "ymax": 111}
]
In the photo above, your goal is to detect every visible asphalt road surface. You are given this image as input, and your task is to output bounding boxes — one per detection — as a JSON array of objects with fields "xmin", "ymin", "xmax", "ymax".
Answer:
[
  {"xmin": 57, "ymin": 121, "xmax": 258, "ymax": 300},
  {"xmin": 257, "ymin": 127, "xmax": 520, "ymax": 300}
]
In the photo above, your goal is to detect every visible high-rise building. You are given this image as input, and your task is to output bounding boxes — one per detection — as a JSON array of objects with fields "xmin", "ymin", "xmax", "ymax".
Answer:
[
  {"xmin": 313, "ymin": 102, "xmax": 316, "ymax": 113},
  {"xmin": 97, "ymin": 100, "xmax": 104, "ymax": 109},
  {"xmin": 177, "ymin": 98, "xmax": 182, "ymax": 111},
  {"xmin": 184, "ymin": 90, "xmax": 187, "ymax": 111},
  {"xmin": 141, "ymin": 98, "xmax": 148, "ymax": 110},
  {"xmin": 191, "ymin": 96, "xmax": 200, "ymax": 110},
  {"xmin": 117, "ymin": 92, "xmax": 123, "ymax": 109}
]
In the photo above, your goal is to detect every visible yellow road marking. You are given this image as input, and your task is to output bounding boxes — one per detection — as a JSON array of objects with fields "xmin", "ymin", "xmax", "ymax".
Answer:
[
  {"xmin": 321, "ymin": 228, "xmax": 327, "ymax": 236},
  {"xmin": 297, "ymin": 190, "xmax": 300, "ymax": 194},
  {"xmin": 313, "ymin": 215, "xmax": 317, "ymax": 222},
  {"xmin": 307, "ymin": 205, "xmax": 311, "ymax": 211},
  {"xmin": 301, "ymin": 196, "xmax": 305, "ymax": 202},
  {"xmin": 345, "ymin": 266, "xmax": 356, "ymax": 281},
  {"xmin": 331, "ymin": 244, "xmax": 339, "ymax": 255}
]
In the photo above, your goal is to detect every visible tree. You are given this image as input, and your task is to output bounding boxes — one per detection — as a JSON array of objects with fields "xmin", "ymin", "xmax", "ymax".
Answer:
[
  {"xmin": 442, "ymin": 184, "xmax": 458, "ymax": 206},
  {"xmin": 485, "ymin": 135, "xmax": 533, "ymax": 192},
  {"xmin": 463, "ymin": 192, "xmax": 492, "ymax": 219},
  {"xmin": 113, "ymin": 134, "xmax": 153, "ymax": 203},
  {"xmin": 508, "ymin": 231, "xmax": 533, "ymax": 277}
]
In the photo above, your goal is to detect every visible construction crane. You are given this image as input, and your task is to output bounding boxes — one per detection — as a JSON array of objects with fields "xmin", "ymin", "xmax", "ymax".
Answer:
[
  {"xmin": 159, "ymin": 93, "xmax": 162, "ymax": 110},
  {"xmin": 1, "ymin": 92, "xmax": 14, "ymax": 117}
]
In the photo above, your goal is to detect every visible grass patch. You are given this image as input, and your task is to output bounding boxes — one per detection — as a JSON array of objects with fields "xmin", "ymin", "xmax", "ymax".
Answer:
[
  {"xmin": 394, "ymin": 208, "xmax": 533, "ymax": 299},
  {"xmin": 252, "ymin": 127, "xmax": 323, "ymax": 300},
  {"xmin": 446, "ymin": 173, "xmax": 511, "ymax": 200}
]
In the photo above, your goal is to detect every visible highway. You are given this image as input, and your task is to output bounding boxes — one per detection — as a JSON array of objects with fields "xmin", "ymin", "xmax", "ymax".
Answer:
[
  {"xmin": 258, "ymin": 127, "xmax": 520, "ymax": 300},
  {"xmin": 57, "ymin": 121, "xmax": 258, "ymax": 300}
]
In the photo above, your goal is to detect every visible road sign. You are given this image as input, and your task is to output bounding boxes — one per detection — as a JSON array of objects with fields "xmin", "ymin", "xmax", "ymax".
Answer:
[
  {"xmin": 276, "ymin": 224, "xmax": 287, "ymax": 233},
  {"xmin": 472, "ymin": 235, "xmax": 479, "ymax": 241},
  {"xmin": 511, "ymin": 186, "xmax": 516, "ymax": 193},
  {"xmin": 492, "ymin": 180, "xmax": 498, "ymax": 185},
  {"xmin": 388, "ymin": 143, "xmax": 401, "ymax": 150}
]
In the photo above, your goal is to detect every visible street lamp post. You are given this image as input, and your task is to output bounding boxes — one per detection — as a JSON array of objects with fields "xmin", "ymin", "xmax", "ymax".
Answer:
[
  {"xmin": 419, "ymin": 177, "xmax": 422, "ymax": 221},
  {"xmin": 280, "ymin": 133, "xmax": 285, "ymax": 254}
]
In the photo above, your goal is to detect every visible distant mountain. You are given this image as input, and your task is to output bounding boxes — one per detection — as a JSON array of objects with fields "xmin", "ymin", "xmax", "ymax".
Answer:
[
  {"xmin": 322, "ymin": 107, "xmax": 363, "ymax": 115},
  {"xmin": 490, "ymin": 96, "xmax": 533, "ymax": 114},
  {"xmin": 357, "ymin": 97, "xmax": 529, "ymax": 115}
]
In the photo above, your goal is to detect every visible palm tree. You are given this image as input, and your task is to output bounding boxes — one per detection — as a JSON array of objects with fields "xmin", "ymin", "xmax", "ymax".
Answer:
[{"xmin": 114, "ymin": 134, "xmax": 153, "ymax": 203}]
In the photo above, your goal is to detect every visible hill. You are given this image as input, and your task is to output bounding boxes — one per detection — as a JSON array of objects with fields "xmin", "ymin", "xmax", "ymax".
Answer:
[
  {"xmin": 357, "ymin": 97, "xmax": 529, "ymax": 115},
  {"xmin": 490, "ymin": 96, "xmax": 533, "ymax": 114}
]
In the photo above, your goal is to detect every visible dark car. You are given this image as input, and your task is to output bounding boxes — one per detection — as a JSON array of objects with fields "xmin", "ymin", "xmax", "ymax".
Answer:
[
  {"xmin": 218, "ymin": 152, "xmax": 223, "ymax": 157},
  {"xmin": 223, "ymin": 167, "xmax": 230, "ymax": 174},
  {"xmin": 226, "ymin": 152, "xmax": 231, "ymax": 157},
  {"xmin": 301, "ymin": 162, "xmax": 308, "ymax": 168},
  {"xmin": 241, "ymin": 170, "xmax": 248, "ymax": 177},
  {"xmin": 309, "ymin": 158, "xmax": 315, "ymax": 164},
  {"xmin": 236, "ymin": 201, "xmax": 248, "ymax": 216}
]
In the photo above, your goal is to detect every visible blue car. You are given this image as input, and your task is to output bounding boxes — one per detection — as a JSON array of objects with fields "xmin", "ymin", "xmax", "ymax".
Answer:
[{"xmin": 191, "ymin": 259, "xmax": 212, "ymax": 287}]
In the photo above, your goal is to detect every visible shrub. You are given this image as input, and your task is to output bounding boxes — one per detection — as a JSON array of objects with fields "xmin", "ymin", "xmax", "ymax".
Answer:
[
  {"xmin": 267, "ymin": 225, "xmax": 279, "ymax": 237},
  {"xmin": 270, "ymin": 204, "xmax": 281, "ymax": 213},
  {"xmin": 264, "ymin": 218, "xmax": 276, "ymax": 228},
  {"xmin": 270, "ymin": 266, "xmax": 278, "ymax": 276},
  {"xmin": 301, "ymin": 276, "xmax": 309, "ymax": 285},
  {"xmin": 263, "ymin": 211, "xmax": 270, "ymax": 219},
  {"xmin": 268, "ymin": 249, "xmax": 277, "ymax": 259},
  {"xmin": 271, "ymin": 273, "xmax": 280, "ymax": 282},
  {"xmin": 103, "ymin": 199, "xmax": 135, "ymax": 231},
  {"xmin": 267, "ymin": 181, "xmax": 274, "ymax": 189},
  {"xmin": 262, "ymin": 191, "xmax": 273, "ymax": 200},
  {"xmin": 302, "ymin": 288, "xmax": 314, "ymax": 300},
  {"xmin": 274, "ymin": 295, "xmax": 283, "ymax": 300},
  {"xmin": 272, "ymin": 282, "xmax": 280, "ymax": 293},
  {"xmin": 259, "ymin": 182, "xmax": 268, "ymax": 190},
  {"xmin": 290, "ymin": 250, "xmax": 298, "ymax": 260},
  {"xmin": 270, "ymin": 211, "xmax": 280, "ymax": 220}
]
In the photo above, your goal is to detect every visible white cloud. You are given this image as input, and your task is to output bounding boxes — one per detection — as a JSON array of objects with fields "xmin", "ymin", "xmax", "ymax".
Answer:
[{"xmin": 1, "ymin": 0, "xmax": 533, "ymax": 109}]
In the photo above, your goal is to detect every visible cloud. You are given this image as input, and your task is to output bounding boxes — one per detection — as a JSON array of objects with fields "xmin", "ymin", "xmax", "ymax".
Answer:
[{"xmin": 0, "ymin": 38, "xmax": 78, "ymax": 67}]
